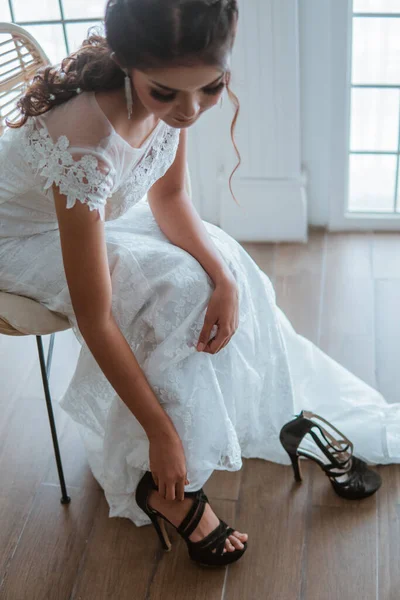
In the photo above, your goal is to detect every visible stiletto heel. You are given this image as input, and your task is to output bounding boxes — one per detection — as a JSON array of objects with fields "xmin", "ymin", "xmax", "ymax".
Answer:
[
  {"xmin": 279, "ymin": 410, "xmax": 382, "ymax": 500},
  {"xmin": 149, "ymin": 512, "xmax": 172, "ymax": 551},
  {"xmin": 288, "ymin": 451, "xmax": 302, "ymax": 482},
  {"xmin": 135, "ymin": 470, "xmax": 247, "ymax": 567}
]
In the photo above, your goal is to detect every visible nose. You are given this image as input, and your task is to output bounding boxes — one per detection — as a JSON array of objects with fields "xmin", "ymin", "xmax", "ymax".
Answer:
[{"xmin": 176, "ymin": 95, "xmax": 200, "ymax": 120}]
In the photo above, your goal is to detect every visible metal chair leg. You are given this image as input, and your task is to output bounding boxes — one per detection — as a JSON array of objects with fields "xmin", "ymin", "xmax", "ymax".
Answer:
[
  {"xmin": 36, "ymin": 334, "xmax": 71, "ymax": 504},
  {"xmin": 46, "ymin": 331, "xmax": 56, "ymax": 375}
]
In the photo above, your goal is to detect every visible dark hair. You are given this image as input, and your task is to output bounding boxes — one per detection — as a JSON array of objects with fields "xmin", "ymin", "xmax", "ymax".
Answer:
[{"xmin": 7, "ymin": 0, "xmax": 241, "ymax": 204}]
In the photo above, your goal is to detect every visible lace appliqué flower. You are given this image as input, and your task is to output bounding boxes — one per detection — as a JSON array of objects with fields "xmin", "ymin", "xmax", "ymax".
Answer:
[{"xmin": 22, "ymin": 118, "xmax": 115, "ymax": 221}]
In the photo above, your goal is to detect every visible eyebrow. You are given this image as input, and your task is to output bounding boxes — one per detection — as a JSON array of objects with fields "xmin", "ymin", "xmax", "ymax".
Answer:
[{"xmin": 149, "ymin": 72, "xmax": 225, "ymax": 93}]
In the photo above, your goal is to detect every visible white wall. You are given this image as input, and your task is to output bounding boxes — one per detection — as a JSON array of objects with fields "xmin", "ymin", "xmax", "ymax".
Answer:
[{"xmin": 299, "ymin": 0, "xmax": 332, "ymax": 227}]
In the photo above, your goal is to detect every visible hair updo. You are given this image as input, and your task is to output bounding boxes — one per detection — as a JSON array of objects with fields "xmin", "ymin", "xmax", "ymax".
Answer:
[{"xmin": 7, "ymin": 0, "xmax": 241, "ymax": 202}]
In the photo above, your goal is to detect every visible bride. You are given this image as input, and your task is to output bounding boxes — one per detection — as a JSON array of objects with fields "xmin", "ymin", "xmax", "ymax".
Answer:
[{"xmin": 0, "ymin": 0, "xmax": 399, "ymax": 567}]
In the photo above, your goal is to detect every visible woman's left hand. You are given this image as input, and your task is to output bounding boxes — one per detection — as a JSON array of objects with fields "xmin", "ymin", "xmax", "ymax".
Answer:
[{"xmin": 196, "ymin": 274, "xmax": 240, "ymax": 354}]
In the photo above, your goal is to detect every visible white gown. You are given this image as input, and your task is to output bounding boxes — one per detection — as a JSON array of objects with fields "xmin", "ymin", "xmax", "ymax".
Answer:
[{"xmin": 0, "ymin": 91, "xmax": 399, "ymax": 528}]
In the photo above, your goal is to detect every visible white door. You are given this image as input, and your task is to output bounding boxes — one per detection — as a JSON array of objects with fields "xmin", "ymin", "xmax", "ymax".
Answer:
[{"xmin": 188, "ymin": 0, "xmax": 308, "ymax": 243}]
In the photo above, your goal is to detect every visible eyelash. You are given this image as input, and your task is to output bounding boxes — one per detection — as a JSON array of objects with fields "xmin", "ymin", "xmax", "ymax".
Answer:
[{"xmin": 150, "ymin": 81, "xmax": 226, "ymax": 103}]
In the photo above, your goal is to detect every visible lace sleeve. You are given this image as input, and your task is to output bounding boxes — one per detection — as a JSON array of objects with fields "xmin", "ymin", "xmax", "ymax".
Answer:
[{"xmin": 22, "ymin": 117, "xmax": 116, "ymax": 221}]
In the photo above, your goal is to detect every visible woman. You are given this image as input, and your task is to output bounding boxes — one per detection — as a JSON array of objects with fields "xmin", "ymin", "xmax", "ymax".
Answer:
[{"xmin": 0, "ymin": 0, "xmax": 399, "ymax": 568}]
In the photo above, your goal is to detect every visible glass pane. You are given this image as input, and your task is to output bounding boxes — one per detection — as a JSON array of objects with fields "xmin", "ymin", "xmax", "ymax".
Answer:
[
  {"xmin": 350, "ymin": 88, "xmax": 400, "ymax": 151},
  {"xmin": 348, "ymin": 154, "xmax": 397, "ymax": 211},
  {"xmin": 66, "ymin": 21, "xmax": 104, "ymax": 53},
  {"xmin": 22, "ymin": 24, "xmax": 67, "ymax": 66},
  {"xmin": 12, "ymin": 0, "xmax": 61, "ymax": 22},
  {"xmin": 352, "ymin": 17, "xmax": 400, "ymax": 84},
  {"xmin": 0, "ymin": 0, "xmax": 11, "ymax": 21},
  {"xmin": 62, "ymin": 0, "xmax": 107, "ymax": 20},
  {"xmin": 353, "ymin": 0, "xmax": 400, "ymax": 12}
]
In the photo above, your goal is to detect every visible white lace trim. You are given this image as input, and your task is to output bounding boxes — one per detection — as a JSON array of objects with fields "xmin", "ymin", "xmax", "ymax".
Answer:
[
  {"xmin": 21, "ymin": 117, "xmax": 115, "ymax": 221},
  {"xmin": 107, "ymin": 124, "xmax": 180, "ymax": 220}
]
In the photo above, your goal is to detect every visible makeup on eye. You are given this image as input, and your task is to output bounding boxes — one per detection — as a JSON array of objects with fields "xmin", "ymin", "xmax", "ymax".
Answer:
[
  {"xmin": 148, "ymin": 75, "xmax": 226, "ymax": 103},
  {"xmin": 150, "ymin": 82, "xmax": 225, "ymax": 103}
]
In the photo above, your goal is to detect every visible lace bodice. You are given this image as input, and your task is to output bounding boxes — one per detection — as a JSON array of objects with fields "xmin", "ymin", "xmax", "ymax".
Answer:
[
  {"xmin": 0, "ymin": 90, "xmax": 181, "ymax": 237},
  {"xmin": 102, "ymin": 124, "xmax": 180, "ymax": 222}
]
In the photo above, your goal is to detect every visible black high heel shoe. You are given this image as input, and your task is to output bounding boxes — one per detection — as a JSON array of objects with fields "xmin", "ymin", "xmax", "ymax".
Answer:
[
  {"xmin": 135, "ymin": 470, "xmax": 248, "ymax": 567},
  {"xmin": 279, "ymin": 410, "xmax": 382, "ymax": 500}
]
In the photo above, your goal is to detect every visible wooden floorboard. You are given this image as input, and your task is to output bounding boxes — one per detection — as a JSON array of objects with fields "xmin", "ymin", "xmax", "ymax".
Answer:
[
  {"xmin": 224, "ymin": 458, "xmax": 311, "ymax": 600},
  {"xmin": 0, "ymin": 230, "xmax": 399, "ymax": 599}
]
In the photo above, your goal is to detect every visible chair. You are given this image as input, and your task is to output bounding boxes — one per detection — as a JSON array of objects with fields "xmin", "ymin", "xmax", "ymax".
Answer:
[
  {"xmin": 0, "ymin": 22, "xmax": 72, "ymax": 504},
  {"xmin": 0, "ymin": 23, "xmax": 192, "ymax": 506}
]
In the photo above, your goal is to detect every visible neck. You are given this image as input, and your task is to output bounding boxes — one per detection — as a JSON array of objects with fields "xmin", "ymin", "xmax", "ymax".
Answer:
[{"xmin": 122, "ymin": 83, "xmax": 153, "ymax": 126}]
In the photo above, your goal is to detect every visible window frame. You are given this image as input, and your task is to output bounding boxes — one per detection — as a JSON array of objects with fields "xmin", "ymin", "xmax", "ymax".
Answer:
[
  {"xmin": 4, "ymin": 0, "xmax": 103, "ymax": 57},
  {"xmin": 328, "ymin": 0, "xmax": 400, "ymax": 231}
]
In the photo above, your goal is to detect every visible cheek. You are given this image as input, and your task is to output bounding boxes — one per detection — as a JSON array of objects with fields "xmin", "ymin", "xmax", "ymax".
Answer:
[
  {"xmin": 201, "ymin": 94, "xmax": 222, "ymax": 111},
  {"xmin": 146, "ymin": 99, "xmax": 168, "ymax": 114},
  {"xmin": 135, "ymin": 85, "xmax": 175, "ymax": 114},
  {"xmin": 145, "ymin": 94, "xmax": 173, "ymax": 114}
]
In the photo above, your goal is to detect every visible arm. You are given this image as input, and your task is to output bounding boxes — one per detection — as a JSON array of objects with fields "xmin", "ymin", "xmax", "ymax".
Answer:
[
  {"xmin": 147, "ymin": 129, "xmax": 234, "ymax": 286},
  {"xmin": 52, "ymin": 183, "xmax": 177, "ymax": 443}
]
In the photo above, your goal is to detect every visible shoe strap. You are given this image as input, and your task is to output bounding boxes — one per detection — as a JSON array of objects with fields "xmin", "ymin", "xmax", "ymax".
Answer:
[
  {"xmin": 177, "ymin": 489, "xmax": 208, "ymax": 538},
  {"xmin": 325, "ymin": 457, "xmax": 365, "ymax": 490},
  {"xmin": 190, "ymin": 520, "xmax": 235, "ymax": 556},
  {"xmin": 300, "ymin": 410, "xmax": 354, "ymax": 457},
  {"xmin": 308, "ymin": 429, "xmax": 353, "ymax": 472},
  {"xmin": 175, "ymin": 488, "xmax": 238, "ymax": 556}
]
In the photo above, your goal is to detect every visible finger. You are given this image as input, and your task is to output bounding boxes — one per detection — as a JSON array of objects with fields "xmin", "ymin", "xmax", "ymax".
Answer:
[
  {"xmin": 197, "ymin": 319, "xmax": 215, "ymax": 351},
  {"xmin": 217, "ymin": 333, "xmax": 231, "ymax": 351},
  {"xmin": 203, "ymin": 336, "xmax": 215, "ymax": 353},
  {"xmin": 176, "ymin": 478, "xmax": 185, "ymax": 501},
  {"xmin": 158, "ymin": 480, "xmax": 166, "ymax": 499},
  {"xmin": 218, "ymin": 337, "xmax": 231, "ymax": 352},
  {"xmin": 165, "ymin": 482, "xmax": 176, "ymax": 501},
  {"xmin": 151, "ymin": 472, "xmax": 159, "ymax": 489},
  {"xmin": 207, "ymin": 330, "xmax": 229, "ymax": 354}
]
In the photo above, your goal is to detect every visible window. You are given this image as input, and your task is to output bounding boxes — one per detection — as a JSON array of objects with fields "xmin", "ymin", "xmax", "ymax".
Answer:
[
  {"xmin": 0, "ymin": 0, "xmax": 106, "ymax": 64},
  {"xmin": 348, "ymin": 0, "xmax": 400, "ymax": 213}
]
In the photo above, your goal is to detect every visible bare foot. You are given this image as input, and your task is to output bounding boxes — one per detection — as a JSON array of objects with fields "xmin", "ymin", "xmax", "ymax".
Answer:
[{"xmin": 148, "ymin": 490, "xmax": 248, "ymax": 554}]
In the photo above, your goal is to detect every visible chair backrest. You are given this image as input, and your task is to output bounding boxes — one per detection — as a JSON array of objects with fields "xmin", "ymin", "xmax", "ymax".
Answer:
[{"xmin": 0, "ymin": 22, "xmax": 50, "ymax": 134}]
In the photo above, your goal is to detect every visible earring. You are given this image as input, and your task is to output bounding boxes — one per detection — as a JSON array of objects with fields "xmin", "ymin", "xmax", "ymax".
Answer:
[
  {"xmin": 123, "ymin": 67, "xmax": 133, "ymax": 120},
  {"xmin": 219, "ymin": 93, "xmax": 224, "ymax": 109}
]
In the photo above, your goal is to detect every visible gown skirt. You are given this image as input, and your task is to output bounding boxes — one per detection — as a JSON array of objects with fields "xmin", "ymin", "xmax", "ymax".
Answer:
[{"xmin": 1, "ymin": 198, "xmax": 399, "ymax": 527}]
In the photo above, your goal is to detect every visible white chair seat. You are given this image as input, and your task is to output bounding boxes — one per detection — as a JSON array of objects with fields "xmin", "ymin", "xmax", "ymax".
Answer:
[{"xmin": 0, "ymin": 291, "xmax": 70, "ymax": 336}]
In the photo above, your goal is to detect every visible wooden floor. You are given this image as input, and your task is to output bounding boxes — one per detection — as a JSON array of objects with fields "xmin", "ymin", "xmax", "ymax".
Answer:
[{"xmin": 0, "ymin": 229, "xmax": 399, "ymax": 600}]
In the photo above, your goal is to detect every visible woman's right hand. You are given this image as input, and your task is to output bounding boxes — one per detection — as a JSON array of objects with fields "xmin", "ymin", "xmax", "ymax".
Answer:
[{"xmin": 148, "ymin": 430, "xmax": 190, "ymax": 502}]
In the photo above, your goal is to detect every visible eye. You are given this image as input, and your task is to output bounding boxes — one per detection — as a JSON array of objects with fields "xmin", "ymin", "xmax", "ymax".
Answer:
[
  {"xmin": 150, "ymin": 89, "xmax": 176, "ymax": 103},
  {"xmin": 202, "ymin": 82, "xmax": 226, "ymax": 96}
]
